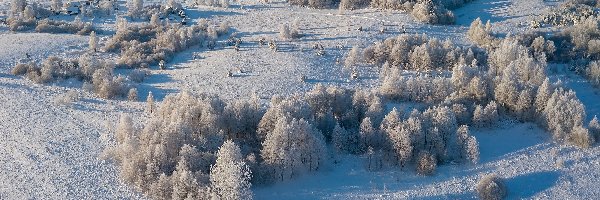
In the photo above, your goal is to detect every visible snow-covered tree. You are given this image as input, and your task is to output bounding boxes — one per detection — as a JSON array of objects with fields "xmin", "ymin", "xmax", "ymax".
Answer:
[
  {"xmin": 515, "ymin": 89, "xmax": 534, "ymax": 121},
  {"xmin": 359, "ymin": 117, "xmax": 379, "ymax": 152},
  {"xmin": 23, "ymin": 5, "xmax": 35, "ymax": 20},
  {"xmin": 332, "ymin": 123, "xmax": 359, "ymax": 153},
  {"xmin": 210, "ymin": 140, "xmax": 253, "ymax": 200},
  {"xmin": 387, "ymin": 125, "xmax": 413, "ymax": 168},
  {"xmin": 472, "ymin": 101, "xmax": 498, "ymax": 128},
  {"xmin": 89, "ymin": 31, "xmax": 98, "ymax": 52},
  {"xmin": 380, "ymin": 108, "xmax": 402, "ymax": 133},
  {"xmin": 116, "ymin": 114, "xmax": 135, "ymax": 144},
  {"xmin": 535, "ymin": 78, "xmax": 553, "ymax": 115},
  {"xmin": 466, "ymin": 134, "xmax": 479, "ymax": 164},
  {"xmin": 345, "ymin": 46, "xmax": 361, "ymax": 70},
  {"xmin": 543, "ymin": 88, "xmax": 586, "ymax": 142},
  {"xmin": 127, "ymin": 0, "xmax": 144, "ymax": 18},
  {"xmin": 569, "ymin": 126, "xmax": 594, "ymax": 148},
  {"xmin": 171, "ymin": 159, "xmax": 200, "ymax": 200},
  {"xmin": 10, "ymin": 0, "xmax": 26, "ymax": 17},
  {"xmin": 455, "ymin": 125, "xmax": 479, "ymax": 163},
  {"xmin": 261, "ymin": 117, "xmax": 327, "ymax": 182},
  {"xmin": 150, "ymin": 13, "xmax": 161, "ymax": 27},
  {"xmin": 411, "ymin": 0, "xmax": 455, "ymax": 25},
  {"xmin": 338, "ymin": 0, "xmax": 368, "ymax": 11},
  {"xmin": 467, "ymin": 18, "xmax": 497, "ymax": 48},
  {"xmin": 127, "ymin": 88, "xmax": 138, "ymax": 101},
  {"xmin": 147, "ymin": 91, "xmax": 155, "ymax": 114}
]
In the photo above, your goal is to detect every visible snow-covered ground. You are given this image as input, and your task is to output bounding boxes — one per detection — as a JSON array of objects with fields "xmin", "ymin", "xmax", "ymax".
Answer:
[{"xmin": 2, "ymin": 0, "xmax": 600, "ymax": 199}]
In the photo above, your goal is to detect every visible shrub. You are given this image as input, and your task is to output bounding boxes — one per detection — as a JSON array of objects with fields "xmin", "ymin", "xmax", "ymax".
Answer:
[
  {"xmin": 587, "ymin": 61, "xmax": 600, "ymax": 87},
  {"xmin": 279, "ymin": 23, "xmax": 300, "ymax": 40},
  {"xmin": 411, "ymin": 0, "xmax": 455, "ymax": 25},
  {"xmin": 127, "ymin": 88, "xmax": 138, "ymax": 102},
  {"xmin": 11, "ymin": 62, "xmax": 34, "ymax": 75},
  {"xmin": 416, "ymin": 151, "xmax": 437, "ymax": 175},
  {"xmin": 35, "ymin": 19, "xmax": 94, "ymax": 35},
  {"xmin": 7, "ymin": 16, "xmax": 36, "ymax": 32},
  {"xmin": 128, "ymin": 69, "xmax": 151, "ymax": 83},
  {"xmin": 569, "ymin": 126, "xmax": 595, "ymax": 148},
  {"xmin": 339, "ymin": 0, "xmax": 369, "ymax": 11},
  {"xmin": 289, "ymin": 0, "xmax": 334, "ymax": 8},
  {"xmin": 476, "ymin": 174, "xmax": 507, "ymax": 200},
  {"xmin": 105, "ymin": 19, "xmax": 225, "ymax": 68},
  {"xmin": 195, "ymin": 0, "xmax": 230, "ymax": 7},
  {"xmin": 13, "ymin": 55, "xmax": 133, "ymax": 99},
  {"xmin": 53, "ymin": 90, "xmax": 80, "ymax": 106}
]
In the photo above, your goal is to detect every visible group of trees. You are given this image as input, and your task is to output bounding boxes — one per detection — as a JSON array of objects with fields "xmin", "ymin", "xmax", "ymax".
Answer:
[
  {"xmin": 5, "ymin": 0, "xmax": 96, "ymax": 34},
  {"xmin": 538, "ymin": 0, "xmax": 598, "ymax": 27},
  {"xmin": 103, "ymin": 80, "xmax": 490, "ymax": 198},
  {"xmin": 365, "ymin": 20, "xmax": 597, "ymax": 149},
  {"xmin": 380, "ymin": 71, "xmax": 453, "ymax": 103},
  {"xmin": 105, "ymin": 16, "xmax": 229, "ymax": 68},
  {"xmin": 104, "ymin": 92, "xmax": 261, "ymax": 199},
  {"xmin": 11, "ymin": 54, "xmax": 140, "ymax": 99},
  {"xmin": 465, "ymin": 19, "xmax": 596, "ymax": 147},
  {"xmin": 467, "ymin": 18, "xmax": 498, "ymax": 49},
  {"xmin": 347, "ymin": 33, "xmax": 483, "ymax": 72}
]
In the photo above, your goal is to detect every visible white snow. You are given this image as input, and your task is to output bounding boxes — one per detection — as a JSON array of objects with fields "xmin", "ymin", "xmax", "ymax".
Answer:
[{"xmin": 1, "ymin": 0, "xmax": 600, "ymax": 199}]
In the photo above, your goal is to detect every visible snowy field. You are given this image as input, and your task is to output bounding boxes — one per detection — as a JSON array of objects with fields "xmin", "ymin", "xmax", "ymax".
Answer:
[{"xmin": 1, "ymin": 0, "xmax": 600, "ymax": 199}]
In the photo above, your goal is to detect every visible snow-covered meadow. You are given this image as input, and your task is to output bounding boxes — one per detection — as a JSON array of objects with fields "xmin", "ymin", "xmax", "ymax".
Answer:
[{"xmin": 1, "ymin": 0, "xmax": 600, "ymax": 199}]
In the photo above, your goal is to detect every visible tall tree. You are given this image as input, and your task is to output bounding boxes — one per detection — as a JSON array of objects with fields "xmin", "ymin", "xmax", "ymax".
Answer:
[{"xmin": 210, "ymin": 140, "xmax": 253, "ymax": 200}]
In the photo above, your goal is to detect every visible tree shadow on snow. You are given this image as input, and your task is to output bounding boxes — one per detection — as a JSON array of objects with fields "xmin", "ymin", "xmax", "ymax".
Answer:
[
  {"xmin": 473, "ymin": 122, "xmax": 548, "ymax": 163},
  {"xmin": 505, "ymin": 171, "xmax": 560, "ymax": 199},
  {"xmin": 186, "ymin": 9, "xmax": 242, "ymax": 20},
  {"xmin": 136, "ymin": 84, "xmax": 179, "ymax": 102},
  {"xmin": 136, "ymin": 73, "xmax": 178, "ymax": 101},
  {"xmin": 453, "ymin": 0, "xmax": 523, "ymax": 26}
]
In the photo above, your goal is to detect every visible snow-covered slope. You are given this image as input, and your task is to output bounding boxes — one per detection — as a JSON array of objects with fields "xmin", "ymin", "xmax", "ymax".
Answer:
[{"xmin": 0, "ymin": 75, "xmax": 143, "ymax": 199}]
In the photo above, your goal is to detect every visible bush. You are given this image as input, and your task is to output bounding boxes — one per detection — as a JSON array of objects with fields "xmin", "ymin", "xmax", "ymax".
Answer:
[
  {"xmin": 12, "ymin": 55, "xmax": 134, "ymax": 99},
  {"xmin": 105, "ymin": 19, "xmax": 225, "ymax": 68},
  {"xmin": 339, "ymin": 0, "xmax": 369, "ymax": 11},
  {"xmin": 11, "ymin": 62, "xmax": 34, "ymax": 75},
  {"xmin": 587, "ymin": 61, "xmax": 600, "ymax": 87},
  {"xmin": 411, "ymin": 0, "xmax": 455, "ymax": 25},
  {"xmin": 35, "ymin": 19, "xmax": 94, "ymax": 35},
  {"xmin": 416, "ymin": 151, "xmax": 437, "ymax": 175},
  {"xmin": 476, "ymin": 174, "xmax": 507, "ymax": 200},
  {"xmin": 128, "ymin": 69, "xmax": 151, "ymax": 83},
  {"xmin": 53, "ymin": 90, "xmax": 80, "ymax": 106},
  {"xmin": 127, "ymin": 88, "xmax": 138, "ymax": 101},
  {"xmin": 370, "ymin": 0, "xmax": 413, "ymax": 11},
  {"xmin": 569, "ymin": 126, "xmax": 595, "ymax": 148},
  {"xmin": 194, "ymin": 0, "xmax": 231, "ymax": 7},
  {"xmin": 289, "ymin": 0, "xmax": 334, "ymax": 8},
  {"xmin": 7, "ymin": 16, "xmax": 36, "ymax": 32}
]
